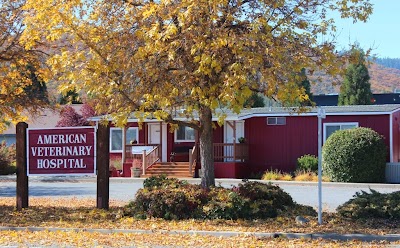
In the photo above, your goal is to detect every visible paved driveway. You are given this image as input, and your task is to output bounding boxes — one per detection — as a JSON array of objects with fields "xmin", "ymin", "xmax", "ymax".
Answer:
[{"xmin": 1, "ymin": 176, "xmax": 400, "ymax": 212}]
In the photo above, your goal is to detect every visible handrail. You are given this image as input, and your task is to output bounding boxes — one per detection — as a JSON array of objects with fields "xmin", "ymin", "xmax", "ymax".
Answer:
[
  {"xmin": 189, "ymin": 144, "xmax": 198, "ymax": 176},
  {"xmin": 213, "ymin": 143, "xmax": 248, "ymax": 162},
  {"xmin": 142, "ymin": 145, "xmax": 160, "ymax": 175}
]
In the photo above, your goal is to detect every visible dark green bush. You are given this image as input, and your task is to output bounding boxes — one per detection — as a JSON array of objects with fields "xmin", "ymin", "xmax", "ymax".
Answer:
[
  {"xmin": 322, "ymin": 127, "xmax": 387, "ymax": 183},
  {"xmin": 337, "ymin": 189, "xmax": 400, "ymax": 219},
  {"xmin": 125, "ymin": 183, "xmax": 209, "ymax": 220},
  {"xmin": 202, "ymin": 187, "xmax": 250, "ymax": 220},
  {"xmin": 124, "ymin": 177, "xmax": 307, "ymax": 220},
  {"xmin": 0, "ymin": 142, "xmax": 16, "ymax": 175},
  {"xmin": 235, "ymin": 181, "xmax": 294, "ymax": 218},
  {"xmin": 297, "ymin": 154, "xmax": 318, "ymax": 172}
]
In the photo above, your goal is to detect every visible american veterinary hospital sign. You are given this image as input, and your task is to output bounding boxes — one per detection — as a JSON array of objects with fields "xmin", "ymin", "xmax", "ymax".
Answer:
[{"xmin": 27, "ymin": 127, "xmax": 96, "ymax": 175}]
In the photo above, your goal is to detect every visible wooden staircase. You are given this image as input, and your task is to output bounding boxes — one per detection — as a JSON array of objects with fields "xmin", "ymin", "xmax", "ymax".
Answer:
[{"xmin": 144, "ymin": 162, "xmax": 194, "ymax": 178}]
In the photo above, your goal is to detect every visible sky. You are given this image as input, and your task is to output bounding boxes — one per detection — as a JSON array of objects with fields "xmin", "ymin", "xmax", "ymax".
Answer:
[{"xmin": 331, "ymin": 0, "xmax": 400, "ymax": 58}]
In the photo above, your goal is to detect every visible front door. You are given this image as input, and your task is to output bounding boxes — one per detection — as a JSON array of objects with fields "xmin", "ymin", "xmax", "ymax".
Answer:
[
  {"xmin": 224, "ymin": 121, "xmax": 245, "ymax": 161},
  {"xmin": 148, "ymin": 123, "xmax": 167, "ymax": 162}
]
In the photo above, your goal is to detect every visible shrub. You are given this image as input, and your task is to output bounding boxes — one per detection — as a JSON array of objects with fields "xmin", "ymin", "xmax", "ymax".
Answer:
[
  {"xmin": 125, "ymin": 183, "xmax": 208, "ymax": 220},
  {"xmin": 0, "ymin": 142, "xmax": 16, "ymax": 175},
  {"xmin": 143, "ymin": 174, "xmax": 188, "ymax": 189},
  {"xmin": 297, "ymin": 154, "xmax": 318, "ymax": 172},
  {"xmin": 202, "ymin": 187, "xmax": 250, "ymax": 220},
  {"xmin": 124, "ymin": 177, "xmax": 311, "ymax": 220},
  {"xmin": 337, "ymin": 189, "xmax": 400, "ymax": 219},
  {"xmin": 322, "ymin": 127, "xmax": 387, "ymax": 183},
  {"xmin": 234, "ymin": 181, "xmax": 295, "ymax": 219}
]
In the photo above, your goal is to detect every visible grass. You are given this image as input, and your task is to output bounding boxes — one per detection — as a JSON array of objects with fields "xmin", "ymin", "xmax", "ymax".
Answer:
[
  {"xmin": 261, "ymin": 169, "xmax": 330, "ymax": 182},
  {"xmin": 0, "ymin": 197, "xmax": 399, "ymax": 247}
]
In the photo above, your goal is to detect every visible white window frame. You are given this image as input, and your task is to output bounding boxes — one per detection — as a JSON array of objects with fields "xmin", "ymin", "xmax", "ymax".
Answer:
[
  {"xmin": 323, "ymin": 122, "xmax": 358, "ymax": 142},
  {"xmin": 174, "ymin": 125, "xmax": 195, "ymax": 142},
  {"xmin": 110, "ymin": 127, "xmax": 139, "ymax": 152},
  {"xmin": 267, "ymin": 117, "xmax": 286, "ymax": 125}
]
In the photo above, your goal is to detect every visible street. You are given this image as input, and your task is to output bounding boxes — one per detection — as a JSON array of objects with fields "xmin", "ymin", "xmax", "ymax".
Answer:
[{"xmin": 1, "ymin": 176, "xmax": 400, "ymax": 212}]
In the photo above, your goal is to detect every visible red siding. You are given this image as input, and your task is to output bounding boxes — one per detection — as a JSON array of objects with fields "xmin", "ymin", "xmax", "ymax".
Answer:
[
  {"xmin": 393, "ymin": 110, "xmax": 400, "ymax": 162},
  {"xmin": 246, "ymin": 116, "xmax": 318, "ymax": 173},
  {"xmin": 246, "ymin": 114, "xmax": 392, "ymax": 174},
  {"xmin": 214, "ymin": 162, "xmax": 248, "ymax": 178}
]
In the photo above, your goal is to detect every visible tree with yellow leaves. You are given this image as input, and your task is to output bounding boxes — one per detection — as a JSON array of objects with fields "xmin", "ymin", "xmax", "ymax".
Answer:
[
  {"xmin": 0, "ymin": 0, "xmax": 50, "ymax": 131},
  {"xmin": 21, "ymin": 0, "xmax": 372, "ymax": 188}
]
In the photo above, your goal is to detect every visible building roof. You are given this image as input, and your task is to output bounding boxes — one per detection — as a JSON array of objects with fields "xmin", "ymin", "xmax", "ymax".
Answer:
[
  {"xmin": 89, "ymin": 104, "xmax": 400, "ymax": 123},
  {"xmin": 1, "ymin": 104, "xmax": 84, "ymax": 135},
  {"xmin": 236, "ymin": 104, "xmax": 400, "ymax": 119}
]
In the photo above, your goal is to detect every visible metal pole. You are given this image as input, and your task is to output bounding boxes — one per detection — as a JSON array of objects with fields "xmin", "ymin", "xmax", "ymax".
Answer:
[{"xmin": 317, "ymin": 107, "xmax": 325, "ymax": 225}]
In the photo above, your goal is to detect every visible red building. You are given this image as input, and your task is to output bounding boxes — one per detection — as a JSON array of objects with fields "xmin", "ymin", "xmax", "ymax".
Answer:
[{"xmin": 91, "ymin": 104, "xmax": 400, "ymax": 178}]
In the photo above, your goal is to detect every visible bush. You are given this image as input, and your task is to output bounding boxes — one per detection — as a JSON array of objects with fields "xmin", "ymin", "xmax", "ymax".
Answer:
[
  {"xmin": 297, "ymin": 154, "xmax": 318, "ymax": 172},
  {"xmin": 126, "ymin": 187, "xmax": 200, "ymax": 220},
  {"xmin": 0, "ymin": 142, "xmax": 16, "ymax": 175},
  {"xmin": 322, "ymin": 127, "xmax": 387, "ymax": 183},
  {"xmin": 337, "ymin": 189, "xmax": 400, "ymax": 219},
  {"xmin": 143, "ymin": 174, "xmax": 188, "ymax": 189},
  {"xmin": 202, "ymin": 187, "xmax": 250, "ymax": 220},
  {"xmin": 235, "ymin": 181, "xmax": 295, "ymax": 219},
  {"xmin": 124, "ymin": 177, "xmax": 308, "ymax": 220}
]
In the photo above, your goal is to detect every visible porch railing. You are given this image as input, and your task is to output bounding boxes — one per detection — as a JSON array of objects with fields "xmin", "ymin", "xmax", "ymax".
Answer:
[
  {"xmin": 142, "ymin": 146, "xmax": 160, "ymax": 175},
  {"xmin": 213, "ymin": 143, "xmax": 249, "ymax": 162},
  {"xmin": 127, "ymin": 144, "xmax": 160, "ymax": 175}
]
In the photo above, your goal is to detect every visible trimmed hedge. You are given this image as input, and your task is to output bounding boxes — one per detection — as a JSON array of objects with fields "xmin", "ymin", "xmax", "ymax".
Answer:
[
  {"xmin": 322, "ymin": 127, "xmax": 387, "ymax": 183},
  {"xmin": 124, "ymin": 176, "xmax": 316, "ymax": 220}
]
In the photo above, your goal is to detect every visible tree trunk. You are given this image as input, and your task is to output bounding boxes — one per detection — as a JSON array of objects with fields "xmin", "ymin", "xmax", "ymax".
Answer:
[{"xmin": 199, "ymin": 106, "xmax": 215, "ymax": 188}]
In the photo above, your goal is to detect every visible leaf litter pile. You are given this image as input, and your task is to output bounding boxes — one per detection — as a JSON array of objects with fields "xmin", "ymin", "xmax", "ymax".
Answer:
[{"xmin": 0, "ymin": 197, "xmax": 399, "ymax": 247}]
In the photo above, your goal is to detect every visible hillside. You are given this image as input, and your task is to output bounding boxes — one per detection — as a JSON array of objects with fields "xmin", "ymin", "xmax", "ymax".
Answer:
[{"xmin": 311, "ymin": 62, "xmax": 400, "ymax": 95}]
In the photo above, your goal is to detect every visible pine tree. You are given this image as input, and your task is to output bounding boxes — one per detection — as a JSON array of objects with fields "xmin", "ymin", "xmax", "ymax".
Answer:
[
  {"xmin": 338, "ymin": 49, "xmax": 372, "ymax": 105},
  {"xmin": 59, "ymin": 89, "xmax": 82, "ymax": 104},
  {"xmin": 22, "ymin": 64, "xmax": 49, "ymax": 104}
]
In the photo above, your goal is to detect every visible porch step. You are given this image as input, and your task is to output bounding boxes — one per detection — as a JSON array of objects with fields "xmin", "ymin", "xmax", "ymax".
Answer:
[{"xmin": 145, "ymin": 162, "xmax": 194, "ymax": 178}]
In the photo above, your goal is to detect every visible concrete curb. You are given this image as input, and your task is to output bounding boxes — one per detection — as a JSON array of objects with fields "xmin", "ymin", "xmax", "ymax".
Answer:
[
  {"xmin": 0, "ymin": 226, "xmax": 399, "ymax": 242},
  {"xmin": 1, "ymin": 175, "xmax": 400, "ymax": 189}
]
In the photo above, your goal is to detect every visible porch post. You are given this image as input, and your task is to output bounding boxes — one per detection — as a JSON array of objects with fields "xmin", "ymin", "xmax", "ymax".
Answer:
[
  {"xmin": 195, "ymin": 128, "xmax": 199, "ymax": 158},
  {"xmin": 233, "ymin": 121, "xmax": 236, "ymax": 161},
  {"xmin": 159, "ymin": 121, "xmax": 162, "ymax": 159},
  {"xmin": 122, "ymin": 126, "xmax": 127, "ymax": 163},
  {"xmin": 142, "ymin": 150, "xmax": 147, "ymax": 175},
  {"xmin": 144, "ymin": 123, "xmax": 148, "ymax": 145}
]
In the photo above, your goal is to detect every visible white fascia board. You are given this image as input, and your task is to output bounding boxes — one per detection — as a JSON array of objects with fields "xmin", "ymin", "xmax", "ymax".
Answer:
[{"xmin": 239, "ymin": 111, "xmax": 392, "ymax": 120}]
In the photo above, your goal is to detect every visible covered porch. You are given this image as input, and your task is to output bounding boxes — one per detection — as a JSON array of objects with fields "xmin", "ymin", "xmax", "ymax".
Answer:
[{"xmin": 117, "ymin": 120, "xmax": 249, "ymax": 178}]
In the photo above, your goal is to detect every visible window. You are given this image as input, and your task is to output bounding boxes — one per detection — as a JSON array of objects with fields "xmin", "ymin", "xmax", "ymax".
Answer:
[
  {"xmin": 323, "ymin": 122, "xmax": 358, "ymax": 142},
  {"xmin": 175, "ymin": 126, "xmax": 195, "ymax": 142},
  {"xmin": 110, "ymin": 127, "xmax": 139, "ymax": 152},
  {"xmin": 267, "ymin": 117, "xmax": 286, "ymax": 125}
]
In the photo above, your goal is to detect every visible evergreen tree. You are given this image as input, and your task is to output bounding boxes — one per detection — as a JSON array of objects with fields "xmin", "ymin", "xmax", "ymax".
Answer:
[
  {"xmin": 338, "ymin": 49, "xmax": 372, "ymax": 105},
  {"xmin": 298, "ymin": 68, "xmax": 313, "ymax": 106},
  {"xmin": 283, "ymin": 68, "xmax": 313, "ymax": 107},
  {"xmin": 21, "ymin": 64, "xmax": 49, "ymax": 104},
  {"xmin": 59, "ymin": 88, "xmax": 82, "ymax": 104},
  {"xmin": 244, "ymin": 93, "xmax": 265, "ymax": 108}
]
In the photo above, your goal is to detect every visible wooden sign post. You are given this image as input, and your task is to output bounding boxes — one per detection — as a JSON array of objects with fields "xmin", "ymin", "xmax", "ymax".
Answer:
[
  {"xmin": 96, "ymin": 123, "xmax": 110, "ymax": 209},
  {"xmin": 16, "ymin": 122, "xmax": 28, "ymax": 210}
]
